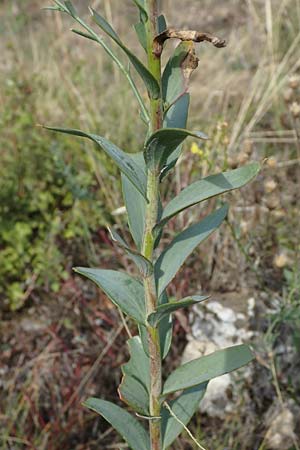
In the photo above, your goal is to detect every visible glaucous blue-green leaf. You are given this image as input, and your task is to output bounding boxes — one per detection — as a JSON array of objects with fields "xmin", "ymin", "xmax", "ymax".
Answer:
[
  {"xmin": 121, "ymin": 153, "xmax": 163, "ymax": 250},
  {"xmin": 155, "ymin": 205, "xmax": 228, "ymax": 297},
  {"xmin": 108, "ymin": 228, "xmax": 153, "ymax": 277},
  {"xmin": 43, "ymin": 5, "xmax": 63, "ymax": 11},
  {"xmin": 90, "ymin": 8, "xmax": 160, "ymax": 98},
  {"xmin": 134, "ymin": 13, "xmax": 165, "ymax": 52},
  {"xmin": 158, "ymin": 14, "xmax": 167, "ymax": 33},
  {"xmin": 134, "ymin": 21, "xmax": 147, "ymax": 52},
  {"xmin": 132, "ymin": 0, "xmax": 147, "ymax": 19},
  {"xmin": 121, "ymin": 153, "xmax": 147, "ymax": 250},
  {"xmin": 83, "ymin": 398, "xmax": 150, "ymax": 450},
  {"xmin": 74, "ymin": 268, "xmax": 146, "ymax": 324},
  {"xmin": 118, "ymin": 337, "xmax": 150, "ymax": 415},
  {"xmin": 162, "ymin": 41, "xmax": 196, "ymax": 107},
  {"xmin": 71, "ymin": 28, "xmax": 97, "ymax": 41},
  {"xmin": 164, "ymin": 93, "xmax": 190, "ymax": 130},
  {"xmin": 147, "ymin": 295, "xmax": 209, "ymax": 327},
  {"xmin": 156, "ymin": 162, "xmax": 260, "ymax": 229},
  {"xmin": 160, "ymin": 93, "xmax": 190, "ymax": 179},
  {"xmin": 64, "ymin": 0, "xmax": 76, "ymax": 16},
  {"xmin": 163, "ymin": 344, "xmax": 254, "ymax": 395},
  {"xmin": 144, "ymin": 128, "xmax": 208, "ymax": 172},
  {"xmin": 45, "ymin": 126, "xmax": 147, "ymax": 199},
  {"xmin": 161, "ymin": 383, "xmax": 207, "ymax": 449},
  {"xmin": 139, "ymin": 293, "xmax": 172, "ymax": 360},
  {"xmin": 159, "ymin": 313, "xmax": 173, "ymax": 359},
  {"xmin": 159, "ymin": 41, "xmax": 196, "ymax": 177}
]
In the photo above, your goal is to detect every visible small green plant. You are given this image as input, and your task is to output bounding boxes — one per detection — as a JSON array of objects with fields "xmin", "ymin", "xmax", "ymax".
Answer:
[
  {"xmin": 0, "ymin": 75, "xmax": 106, "ymax": 311},
  {"xmin": 45, "ymin": 1, "xmax": 260, "ymax": 448}
]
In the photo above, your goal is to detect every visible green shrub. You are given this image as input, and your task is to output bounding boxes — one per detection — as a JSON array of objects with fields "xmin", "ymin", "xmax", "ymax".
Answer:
[{"xmin": 0, "ymin": 75, "xmax": 107, "ymax": 310}]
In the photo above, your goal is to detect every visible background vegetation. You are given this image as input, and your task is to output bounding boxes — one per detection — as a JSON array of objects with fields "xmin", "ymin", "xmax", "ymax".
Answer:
[{"xmin": 0, "ymin": 0, "xmax": 299, "ymax": 448}]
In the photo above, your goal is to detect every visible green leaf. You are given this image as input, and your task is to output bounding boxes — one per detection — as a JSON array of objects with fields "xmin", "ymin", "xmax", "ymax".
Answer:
[
  {"xmin": 159, "ymin": 41, "xmax": 196, "ymax": 177},
  {"xmin": 159, "ymin": 313, "xmax": 173, "ymax": 359},
  {"xmin": 139, "ymin": 293, "xmax": 172, "ymax": 360},
  {"xmin": 156, "ymin": 163, "xmax": 260, "ymax": 229},
  {"xmin": 44, "ymin": 126, "xmax": 147, "ymax": 199},
  {"xmin": 71, "ymin": 28, "xmax": 97, "ymax": 42},
  {"xmin": 108, "ymin": 228, "xmax": 153, "ymax": 277},
  {"xmin": 132, "ymin": 0, "xmax": 148, "ymax": 21},
  {"xmin": 134, "ymin": 21, "xmax": 147, "ymax": 52},
  {"xmin": 162, "ymin": 41, "xmax": 196, "ymax": 107},
  {"xmin": 148, "ymin": 295, "xmax": 209, "ymax": 327},
  {"xmin": 144, "ymin": 128, "xmax": 208, "ymax": 172},
  {"xmin": 74, "ymin": 268, "xmax": 146, "ymax": 324},
  {"xmin": 84, "ymin": 398, "xmax": 150, "ymax": 450},
  {"xmin": 64, "ymin": 0, "xmax": 76, "ymax": 16},
  {"xmin": 155, "ymin": 205, "xmax": 228, "ymax": 297},
  {"xmin": 164, "ymin": 93, "xmax": 190, "ymax": 129},
  {"xmin": 43, "ymin": 6, "xmax": 63, "ymax": 11},
  {"xmin": 163, "ymin": 344, "xmax": 254, "ymax": 395},
  {"xmin": 90, "ymin": 8, "xmax": 160, "ymax": 98},
  {"xmin": 158, "ymin": 14, "xmax": 167, "ymax": 33},
  {"xmin": 118, "ymin": 337, "xmax": 150, "ymax": 415},
  {"xmin": 161, "ymin": 383, "xmax": 207, "ymax": 449},
  {"xmin": 161, "ymin": 93, "xmax": 190, "ymax": 179},
  {"xmin": 121, "ymin": 153, "xmax": 147, "ymax": 250}
]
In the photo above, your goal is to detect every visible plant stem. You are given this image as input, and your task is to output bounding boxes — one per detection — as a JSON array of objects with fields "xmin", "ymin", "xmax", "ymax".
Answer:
[{"xmin": 142, "ymin": 1, "xmax": 163, "ymax": 449}]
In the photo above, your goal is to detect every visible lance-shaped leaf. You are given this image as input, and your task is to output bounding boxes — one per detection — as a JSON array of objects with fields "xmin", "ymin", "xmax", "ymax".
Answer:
[
  {"xmin": 160, "ymin": 41, "xmax": 197, "ymax": 177},
  {"xmin": 134, "ymin": 21, "xmax": 147, "ymax": 52},
  {"xmin": 139, "ymin": 292, "xmax": 172, "ymax": 360},
  {"xmin": 134, "ymin": 13, "xmax": 166, "ymax": 53},
  {"xmin": 132, "ymin": 0, "xmax": 148, "ymax": 21},
  {"xmin": 122, "ymin": 153, "xmax": 163, "ymax": 250},
  {"xmin": 64, "ymin": 0, "xmax": 76, "ymax": 16},
  {"xmin": 160, "ymin": 93, "xmax": 190, "ymax": 180},
  {"xmin": 155, "ymin": 205, "xmax": 228, "ymax": 297},
  {"xmin": 84, "ymin": 398, "xmax": 150, "ymax": 450},
  {"xmin": 161, "ymin": 383, "xmax": 207, "ymax": 449},
  {"xmin": 74, "ymin": 268, "xmax": 146, "ymax": 325},
  {"xmin": 144, "ymin": 128, "xmax": 208, "ymax": 172},
  {"xmin": 108, "ymin": 228, "xmax": 153, "ymax": 277},
  {"xmin": 118, "ymin": 337, "xmax": 150, "ymax": 415},
  {"xmin": 43, "ymin": 5, "xmax": 64, "ymax": 11},
  {"xmin": 148, "ymin": 295, "xmax": 209, "ymax": 327},
  {"xmin": 45, "ymin": 126, "xmax": 147, "ymax": 199},
  {"xmin": 121, "ymin": 153, "xmax": 147, "ymax": 250},
  {"xmin": 164, "ymin": 93, "xmax": 190, "ymax": 130},
  {"xmin": 163, "ymin": 344, "xmax": 254, "ymax": 395},
  {"xmin": 156, "ymin": 162, "xmax": 260, "ymax": 229},
  {"xmin": 158, "ymin": 15, "xmax": 168, "ymax": 33},
  {"xmin": 71, "ymin": 28, "xmax": 97, "ymax": 42},
  {"xmin": 90, "ymin": 8, "xmax": 160, "ymax": 99},
  {"xmin": 162, "ymin": 41, "xmax": 197, "ymax": 108}
]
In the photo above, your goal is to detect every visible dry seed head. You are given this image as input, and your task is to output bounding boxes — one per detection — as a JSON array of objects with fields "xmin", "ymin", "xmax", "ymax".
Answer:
[
  {"xmin": 288, "ymin": 75, "xmax": 300, "ymax": 90},
  {"xmin": 289, "ymin": 101, "xmax": 300, "ymax": 118}
]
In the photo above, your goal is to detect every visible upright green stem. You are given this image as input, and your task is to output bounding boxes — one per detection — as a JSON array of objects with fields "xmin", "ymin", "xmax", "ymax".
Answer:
[{"xmin": 142, "ymin": 1, "xmax": 163, "ymax": 449}]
